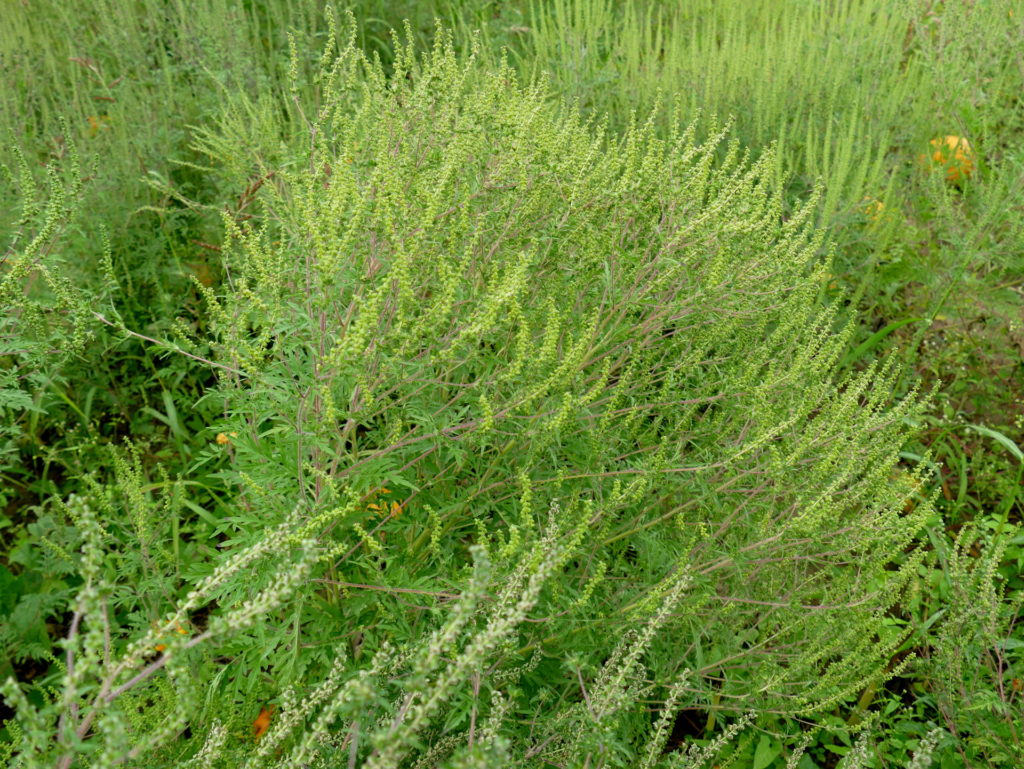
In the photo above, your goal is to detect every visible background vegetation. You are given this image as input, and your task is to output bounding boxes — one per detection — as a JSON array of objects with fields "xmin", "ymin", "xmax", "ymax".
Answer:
[{"xmin": 1, "ymin": 1, "xmax": 1020, "ymax": 767}]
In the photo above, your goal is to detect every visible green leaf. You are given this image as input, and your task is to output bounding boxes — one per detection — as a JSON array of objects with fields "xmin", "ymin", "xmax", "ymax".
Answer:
[
  {"xmin": 840, "ymin": 317, "xmax": 925, "ymax": 368},
  {"xmin": 965, "ymin": 424, "xmax": 1024, "ymax": 462},
  {"xmin": 994, "ymin": 638, "xmax": 1024, "ymax": 651},
  {"xmin": 0, "ymin": 565, "xmax": 18, "ymax": 614},
  {"xmin": 0, "ymin": 386, "xmax": 36, "ymax": 416},
  {"xmin": 754, "ymin": 734, "xmax": 781, "ymax": 769},
  {"xmin": 180, "ymin": 498, "xmax": 223, "ymax": 529}
]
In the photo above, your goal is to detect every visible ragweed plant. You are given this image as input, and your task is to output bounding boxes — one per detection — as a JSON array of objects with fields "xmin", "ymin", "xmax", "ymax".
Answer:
[
  {"xmin": 917, "ymin": 522, "xmax": 1023, "ymax": 766},
  {"xmin": 4, "ymin": 16, "xmax": 939, "ymax": 768},
  {"xmin": 1, "ymin": 134, "xmax": 93, "ymax": 400},
  {"xmin": 0, "ymin": 135, "xmax": 96, "ymax": 512}
]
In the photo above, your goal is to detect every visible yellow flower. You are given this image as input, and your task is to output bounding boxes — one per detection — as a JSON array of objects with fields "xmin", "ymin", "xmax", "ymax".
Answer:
[
  {"xmin": 861, "ymin": 197, "xmax": 885, "ymax": 223},
  {"xmin": 215, "ymin": 432, "xmax": 237, "ymax": 445}
]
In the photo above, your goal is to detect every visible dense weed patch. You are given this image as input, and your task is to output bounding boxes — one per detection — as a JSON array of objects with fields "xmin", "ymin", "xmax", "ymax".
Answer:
[{"xmin": 1, "ymin": 2, "xmax": 1020, "ymax": 767}]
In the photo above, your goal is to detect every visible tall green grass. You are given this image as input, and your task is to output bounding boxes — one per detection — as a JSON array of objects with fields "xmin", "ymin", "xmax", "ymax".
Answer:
[{"xmin": 491, "ymin": 0, "xmax": 1024, "ymax": 273}]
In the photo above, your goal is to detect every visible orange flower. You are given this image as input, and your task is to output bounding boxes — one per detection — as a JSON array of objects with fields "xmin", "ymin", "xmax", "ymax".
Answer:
[
  {"xmin": 252, "ymin": 705, "xmax": 275, "ymax": 740},
  {"xmin": 152, "ymin": 622, "xmax": 188, "ymax": 652},
  {"xmin": 215, "ymin": 432, "xmax": 238, "ymax": 445},
  {"xmin": 366, "ymin": 488, "xmax": 404, "ymax": 518},
  {"xmin": 86, "ymin": 114, "xmax": 111, "ymax": 137},
  {"xmin": 921, "ymin": 135, "xmax": 974, "ymax": 183}
]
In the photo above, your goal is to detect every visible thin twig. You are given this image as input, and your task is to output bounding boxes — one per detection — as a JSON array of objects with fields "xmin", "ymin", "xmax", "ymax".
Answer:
[
  {"xmin": 92, "ymin": 313, "xmax": 247, "ymax": 376},
  {"xmin": 312, "ymin": 579, "xmax": 461, "ymax": 600}
]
